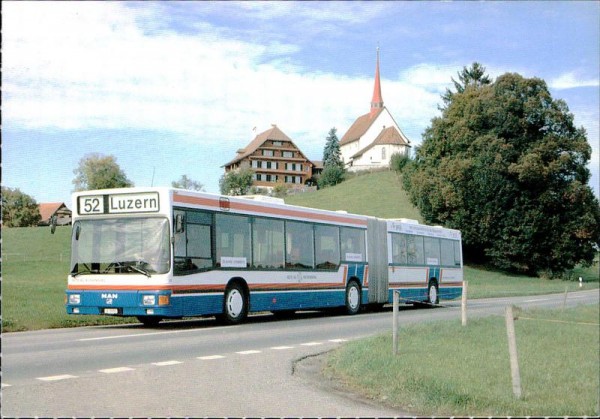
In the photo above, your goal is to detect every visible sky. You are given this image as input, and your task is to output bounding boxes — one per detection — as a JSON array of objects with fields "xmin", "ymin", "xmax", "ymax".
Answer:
[{"xmin": 3, "ymin": 1, "xmax": 599, "ymax": 207}]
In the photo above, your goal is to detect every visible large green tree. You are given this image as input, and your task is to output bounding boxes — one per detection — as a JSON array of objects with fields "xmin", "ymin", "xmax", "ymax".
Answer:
[
  {"xmin": 405, "ymin": 64, "xmax": 600, "ymax": 276},
  {"xmin": 219, "ymin": 167, "xmax": 254, "ymax": 196},
  {"xmin": 73, "ymin": 153, "xmax": 133, "ymax": 191},
  {"xmin": 1, "ymin": 186, "xmax": 41, "ymax": 227}
]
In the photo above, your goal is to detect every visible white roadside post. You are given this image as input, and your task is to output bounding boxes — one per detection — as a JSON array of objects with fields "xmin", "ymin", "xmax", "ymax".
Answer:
[
  {"xmin": 461, "ymin": 281, "xmax": 468, "ymax": 327},
  {"xmin": 393, "ymin": 290, "xmax": 399, "ymax": 355},
  {"xmin": 505, "ymin": 305, "xmax": 522, "ymax": 399}
]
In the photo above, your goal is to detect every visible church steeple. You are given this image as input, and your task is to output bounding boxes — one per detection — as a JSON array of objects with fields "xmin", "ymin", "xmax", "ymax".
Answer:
[{"xmin": 370, "ymin": 47, "xmax": 384, "ymax": 117}]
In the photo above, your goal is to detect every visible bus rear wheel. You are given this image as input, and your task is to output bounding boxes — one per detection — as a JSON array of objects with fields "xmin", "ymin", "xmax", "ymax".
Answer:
[
  {"xmin": 345, "ymin": 281, "xmax": 361, "ymax": 315},
  {"xmin": 427, "ymin": 280, "xmax": 439, "ymax": 305},
  {"xmin": 221, "ymin": 283, "xmax": 248, "ymax": 325}
]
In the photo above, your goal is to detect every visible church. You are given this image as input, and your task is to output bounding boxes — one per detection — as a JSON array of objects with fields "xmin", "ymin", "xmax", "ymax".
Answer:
[{"xmin": 339, "ymin": 49, "xmax": 411, "ymax": 171}]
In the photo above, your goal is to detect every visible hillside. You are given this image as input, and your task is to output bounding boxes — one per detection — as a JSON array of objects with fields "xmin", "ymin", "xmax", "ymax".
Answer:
[{"xmin": 285, "ymin": 170, "xmax": 422, "ymax": 221}]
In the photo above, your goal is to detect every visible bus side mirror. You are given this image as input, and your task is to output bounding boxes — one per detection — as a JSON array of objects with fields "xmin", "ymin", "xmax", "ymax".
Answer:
[
  {"xmin": 50, "ymin": 215, "xmax": 58, "ymax": 234},
  {"xmin": 175, "ymin": 214, "xmax": 185, "ymax": 233}
]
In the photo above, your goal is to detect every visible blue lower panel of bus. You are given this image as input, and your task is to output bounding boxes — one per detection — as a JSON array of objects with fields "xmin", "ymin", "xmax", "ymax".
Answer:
[
  {"xmin": 66, "ymin": 290, "xmax": 178, "ymax": 317},
  {"xmin": 67, "ymin": 288, "xmax": 370, "ymax": 318},
  {"xmin": 389, "ymin": 286, "xmax": 462, "ymax": 304}
]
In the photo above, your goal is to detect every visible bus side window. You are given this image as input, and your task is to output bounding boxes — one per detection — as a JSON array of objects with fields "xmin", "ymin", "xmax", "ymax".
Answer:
[{"xmin": 285, "ymin": 221, "xmax": 314, "ymax": 269}]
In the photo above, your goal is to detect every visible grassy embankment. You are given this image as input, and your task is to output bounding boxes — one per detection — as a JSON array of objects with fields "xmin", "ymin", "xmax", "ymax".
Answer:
[
  {"xmin": 325, "ymin": 304, "xmax": 599, "ymax": 416},
  {"xmin": 2, "ymin": 170, "xmax": 598, "ymax": 331}
]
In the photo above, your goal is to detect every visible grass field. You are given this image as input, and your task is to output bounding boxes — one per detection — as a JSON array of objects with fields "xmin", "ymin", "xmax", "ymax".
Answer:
[
  {"xmin": 325, "ymin": 304, "xmax": 600, "ymax": 416},
  {"xmin": 2, "ymin": 171, "xmax": 598, "ymax": 331}
]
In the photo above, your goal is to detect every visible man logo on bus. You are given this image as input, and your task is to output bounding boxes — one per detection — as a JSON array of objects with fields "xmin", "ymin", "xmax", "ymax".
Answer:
[{"xmin": 101, "ymin": 293, "xmax": 118, "ymax": 304}]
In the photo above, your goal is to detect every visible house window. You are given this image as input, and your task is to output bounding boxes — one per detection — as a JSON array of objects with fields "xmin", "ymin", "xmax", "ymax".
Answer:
[
  {"xmin": 263, "ymin": 150, "xmax": 274, "ymax": 157},
  {"xmin": 272, "ymin": 141, "xmax": 283, "ymax": 147},
  {"xmin": 283, "ymin": 151, "xmax": 293, "ymax": 158},
  {"xmin": 382, "ymin": 147, "xmax": 386, "ymax": 160}
]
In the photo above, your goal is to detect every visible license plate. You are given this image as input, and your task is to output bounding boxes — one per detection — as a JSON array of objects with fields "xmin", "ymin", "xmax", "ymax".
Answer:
[{"xmin": 104, "ymin": 308, "xmax": 119, "ymax": 315}]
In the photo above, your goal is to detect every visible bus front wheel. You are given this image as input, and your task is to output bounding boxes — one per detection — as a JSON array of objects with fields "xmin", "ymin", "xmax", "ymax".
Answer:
[
  {"xmin": 221, "ymin": 283, "xmax": 248, "ymax": 324},
  {"xmin": 345, "ymin": 281, "xmax": 361, "ymax": 315}
]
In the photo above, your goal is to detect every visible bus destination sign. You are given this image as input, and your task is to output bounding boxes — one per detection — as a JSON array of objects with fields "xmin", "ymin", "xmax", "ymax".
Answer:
[{"xmin": 78, "ymin": 192, "xmax": 160, "ymax": 215}]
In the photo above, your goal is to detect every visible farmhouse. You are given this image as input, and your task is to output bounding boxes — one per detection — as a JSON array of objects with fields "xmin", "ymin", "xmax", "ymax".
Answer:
[
  {"xmin": 339, "ymin": 49, "xmax": 411, "ymax": 171},
  {"xmin": 38, "ymin": 202, "xmax": 72, "ymax": 226},
  {"xmin": 223, "ymin": 124, "xmax": 318, "ymax": 192}
]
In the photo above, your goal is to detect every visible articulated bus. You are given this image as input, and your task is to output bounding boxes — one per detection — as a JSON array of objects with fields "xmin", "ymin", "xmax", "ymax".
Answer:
[{"xmin": 66, "ymin": 187, "xmax": 463, "ymax": 326}]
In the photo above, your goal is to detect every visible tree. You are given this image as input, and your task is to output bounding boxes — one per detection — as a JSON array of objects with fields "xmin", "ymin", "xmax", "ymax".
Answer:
[
  {"xmin": 319, "ymin": 127, "xmax": 346, "ymax": 188},
  {"xmin": 219, "ymin": 168, "xmax": 254, "ymax": 196},
  {"xmin": 441, "ymin": 62, "xmax": 492, "ymax": 108},
  {"xmin": 172, "ymin": 175, "xmax": 204, "ymax": 191},
  {"xmin": 1, "ymin": 187, "xmax": 41, "ymax": 227},
  {"xmin": 405, "ymin": 66, "xmax": 600, "ymax": 276},
  {"xmin": 73, "ymin": 153, "xmax": 133, "ymax": 191},
  {"xmin": 322, "ymin": 127, "xmax": 344, "ymax": 169}
]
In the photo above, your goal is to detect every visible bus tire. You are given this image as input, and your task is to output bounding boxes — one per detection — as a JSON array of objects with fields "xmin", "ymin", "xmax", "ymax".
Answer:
[
  {"xmin": 136, "ymin": 316, "xmax": 162, "ymax": 327},
  {"xmin": 427, "ymin": 279, "xmax": 439, "ymax": 305},
  {"xmin": 345, "ymin": 280, "xmax": 361, "ymax": 315},
  {"xmin": 221, "ymin": 282, "xmax": 248, "ymax": 325}
]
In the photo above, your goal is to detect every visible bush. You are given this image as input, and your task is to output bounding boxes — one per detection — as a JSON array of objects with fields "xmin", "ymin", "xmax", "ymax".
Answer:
[{"xmin": 318, "ymin": 165, "xmax": 346, "ymax": 189}]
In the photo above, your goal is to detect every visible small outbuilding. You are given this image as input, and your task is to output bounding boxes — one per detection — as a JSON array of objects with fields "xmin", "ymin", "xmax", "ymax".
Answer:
[{"xmin": 38, "ymin": 202, "xmax": 72, "ymax": 226}]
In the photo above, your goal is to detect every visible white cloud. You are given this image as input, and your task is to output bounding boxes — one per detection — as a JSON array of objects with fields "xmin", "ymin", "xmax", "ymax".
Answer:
[
  {"xmin": 2, "ymin": 1, "xmax": 443, "ymax": 153},
  {"xmin": 549, "ymin": 72, "xmax": 600, "ymax": 90}
]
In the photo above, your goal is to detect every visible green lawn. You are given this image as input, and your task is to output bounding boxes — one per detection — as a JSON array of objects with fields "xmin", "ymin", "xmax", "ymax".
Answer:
[
  {"xmin": 325, "ymin": 304, "xmax": 600, "ymax": 416},
  {"xmin": 286, "ymin": 170, "xmax": 423, "ymax": 221}
]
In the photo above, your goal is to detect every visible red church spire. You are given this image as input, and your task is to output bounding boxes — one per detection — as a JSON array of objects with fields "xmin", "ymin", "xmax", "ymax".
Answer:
[{"xmin": 370, "ymin": 47, "xmax": 384, "ymax": 117}]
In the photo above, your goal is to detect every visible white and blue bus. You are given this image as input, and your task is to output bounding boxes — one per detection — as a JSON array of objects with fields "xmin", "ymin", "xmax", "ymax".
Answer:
[{"xmin": 66, "ymin": 187, "xmax": 463, "ymax": 326}]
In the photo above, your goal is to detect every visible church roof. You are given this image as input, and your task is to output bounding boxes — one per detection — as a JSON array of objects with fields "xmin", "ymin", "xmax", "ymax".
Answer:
[
  {"xmin": 350, "ymin": 126, "xmax": 411, "ymax": 159},
  {"xmin": 339, "ymin": 107, "xmax": 384, "ymax": 146}
]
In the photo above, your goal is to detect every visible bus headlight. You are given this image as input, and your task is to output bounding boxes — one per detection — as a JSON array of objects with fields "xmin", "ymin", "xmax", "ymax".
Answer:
[
  {"xmin": 69, "ymin": 294, "xmax": 81, "ymax": 305},
  {"xmin": 143, "ymin": 295, "xmax": 156, "ymax": 306}
]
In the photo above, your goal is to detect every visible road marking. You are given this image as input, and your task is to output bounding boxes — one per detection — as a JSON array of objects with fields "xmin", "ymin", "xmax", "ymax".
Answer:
[
  {"xmin": 524, "ymin": 298, "xmax": 550, "ymax": 303},
  {"xmin": 99, "ymin": 367, "xmax": 134, "ymax": 374},
  {"xmin": 197, "ymin": 355, "xmax": 225, "ymax": 360},
  {"xmin": 236, "ymin": 350, "xmax": 262, "ymax": 355},
  {"xmin": 271, "ymin": 345, "xmax": 294, "ymax": 350},
  {"xmin": 37, "ymin": 374, "xmax": 77, "ymax": 382},
  {"xmin": 78, "ymin": 325, "xmax": 240, "ymax": 342},
  {"xmin": 1, "ymin": 383, "xmax": 12, "ymax": 388},
  {"xmin": 329, "ymin": 339, "xmax": 348, "ymax": 343},
  {"xmin": 152, "ymin": 360, "xmax": 183, "ymax": 366},
  {"xmin": 300, "ymin": 342, "xmax": 323, "ymax": 346}
]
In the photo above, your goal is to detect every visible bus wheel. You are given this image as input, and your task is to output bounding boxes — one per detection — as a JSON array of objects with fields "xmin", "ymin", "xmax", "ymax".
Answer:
[
  {"xmin": 345, "ymin": 281, "xmax": 361, "ymax": 315},
  {"xmin": 222, "ymin": 283, "xmax": 248, "ymax": 324},
  {"xmin": 136, "ymin": 316, "xmax": 162, "ymax": 327},
  {"xmin": 427, "ymin": 280, "xmax": 439, "ymax": 305}
]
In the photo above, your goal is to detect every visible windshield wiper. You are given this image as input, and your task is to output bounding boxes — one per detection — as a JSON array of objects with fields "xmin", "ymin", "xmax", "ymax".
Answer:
[{"xmin": 128, "ymin": 264, "xmax": 151, "ymax": 278}]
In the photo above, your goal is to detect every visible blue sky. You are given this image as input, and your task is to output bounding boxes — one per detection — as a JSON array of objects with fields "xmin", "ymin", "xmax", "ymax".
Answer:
[{"xmin": 3, "ymin": 1, "xmax": 599, "ymax": 207}]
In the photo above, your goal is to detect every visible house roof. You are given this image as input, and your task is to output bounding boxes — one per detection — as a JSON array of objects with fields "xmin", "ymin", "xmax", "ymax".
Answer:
[
  {"xmin": 339, "ymin": 107, "xmax": 385, "ymax": 146},
  {"xmin": 38, "ymin": 202, "xmax": 69, "ymax": 221},
  {"xmin": 350, "ymin": 126, "xmax": 411, "ymax": 159},
  {"xmin": 224, "ymin": 124, "xmax": 307, "ymax": 168}
]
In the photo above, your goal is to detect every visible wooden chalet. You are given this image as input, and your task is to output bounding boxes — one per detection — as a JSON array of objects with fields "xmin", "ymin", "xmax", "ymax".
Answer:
[{"xmin": 223, "ymin": 124, "xmax": 317, "ymax": 191}]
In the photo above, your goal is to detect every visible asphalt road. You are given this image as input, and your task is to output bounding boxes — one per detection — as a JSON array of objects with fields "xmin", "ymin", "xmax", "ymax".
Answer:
[{"xmin": 2, "ymin": 289, "xmax": 598, "ymax": 417}]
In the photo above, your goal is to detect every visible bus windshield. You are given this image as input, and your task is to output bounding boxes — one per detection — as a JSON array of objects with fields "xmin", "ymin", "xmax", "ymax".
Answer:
[{"xmin": 70, "ymin": 217, "xmax": 170, "ymax": 276}]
